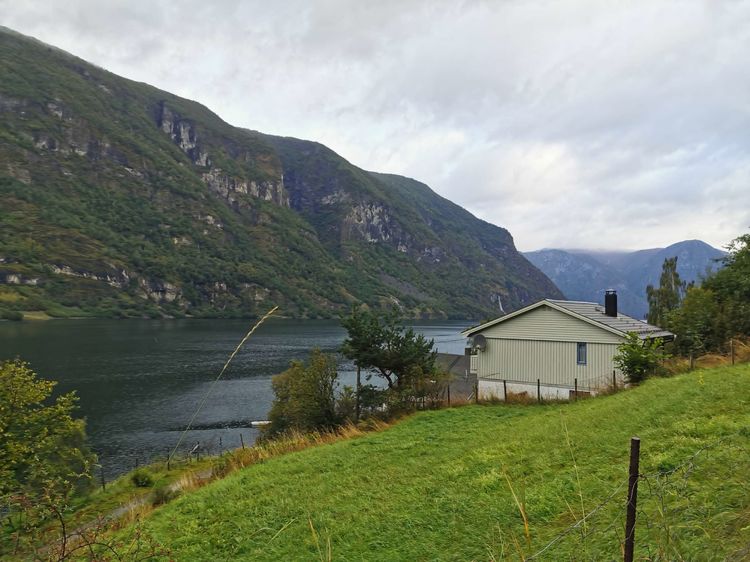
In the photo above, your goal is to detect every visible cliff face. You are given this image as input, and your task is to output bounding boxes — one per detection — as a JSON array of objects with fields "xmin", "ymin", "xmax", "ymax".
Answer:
[{"xmin": 0, "ymin": 26, "xmax": 561, "ymax": 319}]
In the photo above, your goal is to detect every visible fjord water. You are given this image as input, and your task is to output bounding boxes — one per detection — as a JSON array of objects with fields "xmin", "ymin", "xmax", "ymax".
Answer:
[{"xmin": 0, "ymin": 318, "xmax": 469, "ymax": 477}]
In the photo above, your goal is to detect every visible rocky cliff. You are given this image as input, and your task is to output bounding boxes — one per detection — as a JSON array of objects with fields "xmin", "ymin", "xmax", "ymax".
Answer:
[{"xmin": 0, "ymin": 27, "xmax": 561, "ymax": 319}]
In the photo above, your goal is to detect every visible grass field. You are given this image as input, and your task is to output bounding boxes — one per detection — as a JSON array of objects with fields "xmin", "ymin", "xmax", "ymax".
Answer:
[{"xmin": 119, "ymin": 364, "xmax": 750, "ymax": 561}]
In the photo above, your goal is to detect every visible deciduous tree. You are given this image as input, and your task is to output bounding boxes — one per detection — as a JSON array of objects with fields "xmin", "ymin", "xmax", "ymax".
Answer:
[
  {"xmin": 646, "ymin": 257, "xmax": 686, "ymax": 326},
  {"xmin": 0, "ymin": 359, "xmax": 94, "ymax": 498},
  {"xmin": 267, "ymin": 349, "xmax": 340, "ymax": 435}
]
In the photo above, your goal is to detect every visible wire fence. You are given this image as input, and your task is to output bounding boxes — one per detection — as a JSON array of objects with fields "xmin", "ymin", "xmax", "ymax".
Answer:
[
  {"xmin": 95, "ymin": 430, "xmax": 256, "ymax": 489},
  {"xmin": 519, "ymin": 428, "xmax": 749, "ymax": 561}
]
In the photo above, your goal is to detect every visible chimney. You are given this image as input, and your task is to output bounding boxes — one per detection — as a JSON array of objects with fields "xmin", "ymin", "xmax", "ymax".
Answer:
[{"xmin": 605, "ymin": 290, "xmax": 618, "ymax": 317}]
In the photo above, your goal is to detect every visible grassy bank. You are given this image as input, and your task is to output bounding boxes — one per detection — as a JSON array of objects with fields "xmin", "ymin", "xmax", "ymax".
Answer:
[{"xmin": 118, "ymin": 364, "xmax": 750, "ymax": 560}]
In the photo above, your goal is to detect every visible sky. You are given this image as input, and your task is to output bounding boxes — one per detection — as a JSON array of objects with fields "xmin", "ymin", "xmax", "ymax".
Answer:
[{"xmin": 2, "ymin": 0, "xmax": 749, "ymax": 251}]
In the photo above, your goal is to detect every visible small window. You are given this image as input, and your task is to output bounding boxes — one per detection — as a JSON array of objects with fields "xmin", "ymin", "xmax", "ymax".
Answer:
[{"xmin": 576, "ymin": 342, "xmax": 587, "ymax": 365}]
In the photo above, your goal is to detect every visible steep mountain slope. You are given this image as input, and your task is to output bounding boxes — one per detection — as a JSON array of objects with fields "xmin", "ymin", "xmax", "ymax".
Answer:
[
  {"xmin": 522, "ymin": 249, "xmax": 644, "ymax": 315},
  {"xmin": 609, "ymin": 240, "xmax": 725, "ymax": 297},
  {"xmin": 526, "ymin": 240, "xmax": 725, "ymax": 318},
  {"xmin": 0, "ymin": 27, "xmax": 561, "ymax": 319}
]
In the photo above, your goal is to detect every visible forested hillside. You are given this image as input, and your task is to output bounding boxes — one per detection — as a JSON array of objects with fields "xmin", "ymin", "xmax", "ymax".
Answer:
[{"xmin": 0, "ymin": 27, "xmax": 561, "ymax": 320}]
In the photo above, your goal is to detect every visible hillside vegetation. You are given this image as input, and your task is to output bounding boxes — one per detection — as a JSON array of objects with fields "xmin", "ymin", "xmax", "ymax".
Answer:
[
  {"xmin": 0, "ymin": 27, "xmax": 560, "ymax": 320},
  {"xmin": 125, "ymin": 364, "xmax": 749, "ymax": 560}
]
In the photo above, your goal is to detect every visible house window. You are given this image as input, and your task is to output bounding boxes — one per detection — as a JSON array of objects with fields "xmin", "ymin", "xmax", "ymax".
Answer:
[{"xmin": 576, "ymin": 342, "xmax": 587, "ymax": 365}]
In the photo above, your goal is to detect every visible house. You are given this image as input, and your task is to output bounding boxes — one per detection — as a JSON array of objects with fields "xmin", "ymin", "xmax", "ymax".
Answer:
[{"xmin": 461, "ymin": 291, "xmax": 673, "ymax": 401}]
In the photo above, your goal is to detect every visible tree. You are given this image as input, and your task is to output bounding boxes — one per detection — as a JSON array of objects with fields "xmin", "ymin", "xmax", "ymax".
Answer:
[
  {"xmin": 646, "ymin": 257, "xmax": 686, "ymax": 326},
  {"xmin": 267, "ymin": 349, "xmax": 340, "ymax": 435},
  {"xmin": 666, "ymin": 286, "xmax": 722, "ymax": 355},
  {"xmin": 704, "ymin": 233, "xmax": 750, "ymax": 338},
  {"xmin": 613, "ymin": 332, "xmax": 668, "ymax": 384},
  {"xmin": 0, "ymin": 359, "xmax": 95, "ymax": 498},
  {"xmin": 340, "ymin": 308, "xmax": 438, "ymax": 391}
]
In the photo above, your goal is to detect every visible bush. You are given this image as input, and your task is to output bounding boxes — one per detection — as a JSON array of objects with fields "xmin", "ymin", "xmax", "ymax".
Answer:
[
  {"xmin": 0, "ymin": 308, "xmax": 23, "ymax": 321},
  {"xmin": 614, "ymin": 332, "xmax": 669, "ymax": 384},
  {"xmin": 267, "ymin": 349, "xmax": 340, "ymax": 436},
  {"xmin": 130, "ymin": 469, "xmax": 154, "ymax": 488},
  {"xmin": 151, "ymin": 483, "xmax": 179, "ymax": 506}
]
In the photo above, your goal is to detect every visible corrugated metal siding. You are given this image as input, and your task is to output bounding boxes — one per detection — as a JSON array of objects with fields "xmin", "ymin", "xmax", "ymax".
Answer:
[
  {"xmin": 476, "ymin": 339, "xmax": 621, "ymax": 389},
  {"xmin": 469, "ymin": 354, "xmax": 478, "ymax": 374},
  {"xmin": 480, "ymin": 306, "xmax": 624, "ymax": 344}
]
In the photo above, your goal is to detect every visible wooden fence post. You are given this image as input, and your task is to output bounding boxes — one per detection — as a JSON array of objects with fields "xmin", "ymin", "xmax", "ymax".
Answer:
[
  {"xmin": 503, "ymin": 379, "xmax": 507, "ymax": 402},
  {"xmin": 731, "ymin": 338, "xmax": 735, "ymax": 365},
  {"xmin": 100, "ymin": 465, "xmax": 106, "ymax": 492},
  {"xmin": 447, "ymin": 384, "xmax": 451, "ymax": 407},
  {"xmin": 475, "ymin": 381, "xmax": 479, "ymax": 404},
  {"xmin": 537, "ymin": 379, "xmax": 541, "ymax": 404},
  {"xmin": 689, "ymin": 352, "xmax": 695, "ymax": 371},
  {"xmin": 624, "ymin": 437, "xmax": 641, "ymax": 562},
  {"xmin": 240, "ymin": 434, "xmax": 246, "ymax": 450},
  {"xmin": 574, "ymin": 378, "xmax": 578, "ymax": 401},
  {"xmin": 355, "ymin": 365, "xmax": 361, "ymax": 422},
  {"xmin": 613, "ymin": 370, "xmax": 617, "ymax": 391}
]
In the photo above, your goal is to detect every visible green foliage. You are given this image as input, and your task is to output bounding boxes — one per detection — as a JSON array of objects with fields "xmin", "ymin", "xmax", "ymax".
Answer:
[
  {"xmin": 667, "ymin": 287, "xmax": 722, "ymax": 355},
  {"xmin": 0, "ymin": 28, "xmax": 560, "ymax": 321},
  {"xmin": 646, "ymin": 256, "xmax": 686, "ymax": 326},
  {"xmin": 151, "ymin": 484, "xmax": 179, "ymax": 506},
  {"xmin": 703, "ymin": 233, "xmax": 750, "ymax": 337},
  {"xmin": 0, "ymin": 359, "xmax": 95, "ymax": 497},
  {"xmin": 130, "ymin": 364, "xmax": 750, "ymax": 560},
  {"xmin": 267, "ymin": 350, "xmax": 340, "ymax": 436},
  {"xmin": 614, "ymin": 332, "xmax": 669, "ymax": 383},
  {"xmin": 662, "ymin": 233, "xmax": 750, "ymax": 355},
  {"xmin": 340, "ymin": 308, "xmax": 438, "ymax": 391},
  {"xmin": 0, "ymin": 308, "xmax": 23, "ymax": 321},
  {"xmin": 130, "ymin": 469, "xmax": 155, "ymax": 488}
]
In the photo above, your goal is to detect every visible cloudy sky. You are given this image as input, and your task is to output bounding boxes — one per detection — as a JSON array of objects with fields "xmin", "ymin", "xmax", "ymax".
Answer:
[{"xmin": 2, "ymin": 0, "xmax": 749, "ymax": 251}]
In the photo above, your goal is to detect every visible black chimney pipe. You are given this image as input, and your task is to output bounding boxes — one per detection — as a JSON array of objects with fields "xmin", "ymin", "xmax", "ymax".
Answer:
[{"xmin": 605, "ymin": 290, "xmax": 618, "ymax": 317}]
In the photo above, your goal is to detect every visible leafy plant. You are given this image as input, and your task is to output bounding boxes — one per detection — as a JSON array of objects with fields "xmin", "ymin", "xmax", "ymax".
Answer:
[
  {"xmin": 267, "ymin": 350, "xmax": 341, "ymax": 436},
  {"xmin": 614, "ymin": 332, "xmax": 669, "ymax": 383},
  {"xmin": 131, "ymin": 469, "xmax": 155, "ymax": 488},
  {"xmin": 0, "ymin": 359, "xmax": 95, "ymax": 497}
]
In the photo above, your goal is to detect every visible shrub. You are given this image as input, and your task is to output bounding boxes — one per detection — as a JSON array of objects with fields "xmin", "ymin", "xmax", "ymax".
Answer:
[
  {"xmin": 267, "ymin": 349, "xmax": 340, "ymax": 436},
  {"xmin": 614, "ymin": 332, "xmax": 669, "ymax": 384},
  {"xmin": 0, "ymin": 308, "xmax": 23, "ymax": 321},
  {"xmin": 130, "ymin": 469, "xmax": 154, "ymax": 488},
  {"xmin": 151, "ymin": 484, "xmax": 179, "ymax": 506}
]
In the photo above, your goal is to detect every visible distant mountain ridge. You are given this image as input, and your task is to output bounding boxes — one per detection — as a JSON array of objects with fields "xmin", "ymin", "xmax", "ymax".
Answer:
[
  {"xmin": 525, "ymin": 240, "xmax": 725, "ymax": 319},
  {"xmin": 0, "ymin": 26, "xmax": 561, "ymax": 319}
]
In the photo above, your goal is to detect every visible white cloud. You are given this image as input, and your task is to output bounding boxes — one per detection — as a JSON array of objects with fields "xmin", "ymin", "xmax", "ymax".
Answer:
[{"xmin": 1, "ymin": 0, "xmax": 749, "ymax": 251}]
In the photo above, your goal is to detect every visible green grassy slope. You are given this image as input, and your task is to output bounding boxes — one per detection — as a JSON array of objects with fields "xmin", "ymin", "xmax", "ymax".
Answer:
[{"xmin": 134, "ymin": 365, "xmax": 750, "ymax": 560}]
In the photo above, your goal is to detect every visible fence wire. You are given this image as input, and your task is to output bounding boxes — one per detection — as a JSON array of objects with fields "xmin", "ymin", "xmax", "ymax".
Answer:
[{"xmin": 521, "ymin": 428, "xmax": 747, "ymax": 561}]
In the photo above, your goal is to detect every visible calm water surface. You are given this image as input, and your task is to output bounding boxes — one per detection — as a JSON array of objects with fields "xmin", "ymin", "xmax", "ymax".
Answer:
[{"xmin": 0, "ymin": 318, "xmax": 469, "ymax": 477}]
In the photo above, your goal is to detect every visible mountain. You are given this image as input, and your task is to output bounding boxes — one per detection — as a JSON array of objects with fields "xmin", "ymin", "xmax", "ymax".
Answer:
[
  {"xmin": 525, "ymin": 240, "xmax": 725, "ymax": 318},
  {"xmin": 0, "ymin": 27, "xmax": 561, "ymax": 320}
]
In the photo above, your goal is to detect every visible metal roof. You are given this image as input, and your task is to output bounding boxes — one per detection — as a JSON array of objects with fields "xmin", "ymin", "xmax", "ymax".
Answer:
[
  {"xmin": 462, "ymin": 299, "xmax": 674, "ymax": 340},
  {"xmin": 547, "ymin": 300, "xmax": 674, "ymax": 340}
]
